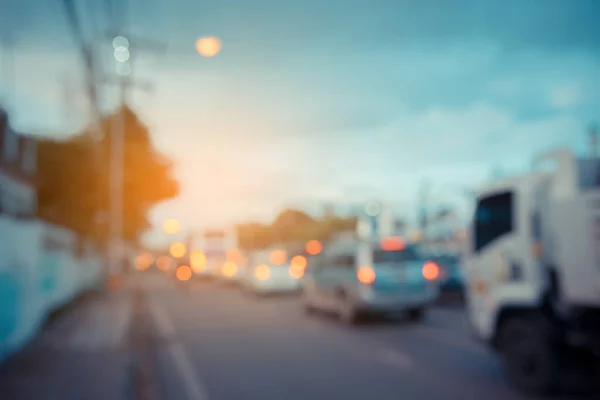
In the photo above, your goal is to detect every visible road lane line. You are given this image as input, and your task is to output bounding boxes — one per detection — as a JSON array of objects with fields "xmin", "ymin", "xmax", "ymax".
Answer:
[
  {"xmin": 111, "ymin": 298, "xmax": 131, "ymax": 349},
  {"xmin": 149, "ymin": 300, "xmax": 210, "ymax": 400}
]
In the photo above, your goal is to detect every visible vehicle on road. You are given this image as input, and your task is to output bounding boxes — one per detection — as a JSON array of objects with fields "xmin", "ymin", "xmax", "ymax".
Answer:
[
  {"xmin": 430, "ymin": 253, "xmax": 464, "ymax": 295},
  {"xmin": 301, "ymin": 235, "xmax": 441, "ymax": 324},
  {"xmin": 241, "ymin": 248, "xmax": 302, "ymax": 295},
  {"xmin": 463, "ymin": 148, "xmax": 600, "ymax": 395},
  {"xmin": 188, "ymin": 228, "xmax": 236, "ymax": 278},
  {"xmin": 217, "ymin": 248, "xmax": 249, "ymax": 284}
]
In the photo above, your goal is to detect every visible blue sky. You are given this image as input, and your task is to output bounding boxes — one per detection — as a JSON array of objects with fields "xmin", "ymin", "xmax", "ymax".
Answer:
[{"xmin": 2, "ymin": 0, "xmax": 600, "ymax": 246}]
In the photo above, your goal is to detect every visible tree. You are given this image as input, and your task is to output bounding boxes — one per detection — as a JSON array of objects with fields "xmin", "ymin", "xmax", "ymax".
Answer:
[
  {"xmin": 236, "ymin": 209, "xmax": 357, "ymax": 251},
  {"xmin": 236, "ymin": 222, "xmax": 273, "ymax": 250},
  {"xmin": 37, "ymin": 106, "xmax": 179, "ymax": 245},
  {"xmin": 271, "ymin": 209, "xmax": 315, "ymax": 243}
]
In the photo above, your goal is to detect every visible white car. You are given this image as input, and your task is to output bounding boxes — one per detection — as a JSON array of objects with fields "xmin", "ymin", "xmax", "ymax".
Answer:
[{"xmin": 241, "ymin": 249, "xmax": 303, "ymax": 295}]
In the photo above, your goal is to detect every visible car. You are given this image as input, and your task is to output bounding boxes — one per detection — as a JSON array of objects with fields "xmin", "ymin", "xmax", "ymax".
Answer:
[
  {"xmin": 241, "ymin": 249, "xmax": 302, "ymax": 295},
  {"xmin": 301, "ymin": 236, "xmax": 441, "ymax": 324},
  {"xmin": 431, "ymin": 253, "xmax": 464, "ymax": 294}
]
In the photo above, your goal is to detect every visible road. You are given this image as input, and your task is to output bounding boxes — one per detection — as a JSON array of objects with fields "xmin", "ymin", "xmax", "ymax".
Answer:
[{"xmin": 144, "ymin": 273, "xmax": 531, "ymax": 400}]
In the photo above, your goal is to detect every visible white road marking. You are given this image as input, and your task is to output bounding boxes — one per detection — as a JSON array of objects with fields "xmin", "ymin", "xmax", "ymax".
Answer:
[
  {"xmin": 111, "ymin": 298, "xmax": 131, "ymax": 348},
  {"xmin": 378, "ymin": 348, "xmax": 414, "ymax": 369},
  {"xmin": 149, "ymin": 300, "xmax": 210, "ymax": 400}
]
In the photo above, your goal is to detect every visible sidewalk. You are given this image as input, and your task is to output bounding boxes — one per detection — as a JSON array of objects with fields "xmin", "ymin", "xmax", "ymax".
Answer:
[{"xmin": 0, "ymin": 283, "xmax": 134, "ymax": 400}]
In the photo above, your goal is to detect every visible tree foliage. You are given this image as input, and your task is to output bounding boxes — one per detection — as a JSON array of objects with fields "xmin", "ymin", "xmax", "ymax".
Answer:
[
  {"xmin": 37, "ymin": 106, "xmax": 179, "ymax": 245},
  {"xmin": 237, "ymin": 208, "xmax": 357, "ymax": 251}
]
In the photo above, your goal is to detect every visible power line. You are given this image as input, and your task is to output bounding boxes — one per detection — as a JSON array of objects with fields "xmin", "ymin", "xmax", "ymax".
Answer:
[{"xmin": 60, "ymin": 0, "xmax": 103, "ymax": 139}]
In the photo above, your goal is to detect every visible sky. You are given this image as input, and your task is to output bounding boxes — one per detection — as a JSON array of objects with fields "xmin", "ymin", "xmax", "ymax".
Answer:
[{"xmin": 2, "ymin": 0, "xmax": 600, "ymax": 247}]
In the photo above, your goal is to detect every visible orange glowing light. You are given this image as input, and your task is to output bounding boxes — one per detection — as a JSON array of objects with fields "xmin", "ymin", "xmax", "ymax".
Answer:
[
  {"xmin": 226, "ymin": 248, "xmax": 241, "ymax": 262},
  {"xmin": 222, "ymin": 261, "xmax": 238, "ymax": 277},
  {"xmin": 169, "ymin": 242, "xmax": 187, "ymax": 258},
  {"xmin": 254, "ymin": 264, "xmax": 270, "ymax": 281},
  {"xmin": 176, "ymin": 265, "xmax": 193, "ymax": 281},
  {"xmin": 305, "ymin": 240, "xmax": 322, "ymax": 256},
  {"xmin": 156, "ymin": 256, "xmax": 172, "ymax": 271},
  {"xmin": 357, "ymin": 266, "xmax": 376, "ymax": 285},
  {"xmin": 162, "ymin": 218, "xmax": 180, "ymax": 234},
  {"xmin": 290, "ymin": 255, "xmax": 307, "ymax": 270},
  {"xmin": 380, "ymin": 236, "xmax": 406, "ymax": 251},
  {"xmin": 195, "ymin": 36, "xmax": 222, "ymax": 57},
  {"xmin": 190, "ymin": 250, "xmax": 207, "ymax": 273},
  {"xmin": 422, "ymin": 261, "xmax": 440, "ymax": 281},
  {"xmin": 269, "ymin": 250, "xmax": 287, "ymax": 265},
  {"xmin": 289, "ymin": 264, "xmax": 304, "ymax": 279},
  {"xmin": 135, "ymin": 251, "xmax": 153, "ymax": 271}
]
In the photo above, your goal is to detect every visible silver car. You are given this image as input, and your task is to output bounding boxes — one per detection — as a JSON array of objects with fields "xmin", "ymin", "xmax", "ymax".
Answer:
[
  {"xmin": 241, "ymin": 249, "xmax": 302, "ymax": 295},
  {"xmin": 301, "ymin": 238, "xmax": 440, "ymax": 324}
]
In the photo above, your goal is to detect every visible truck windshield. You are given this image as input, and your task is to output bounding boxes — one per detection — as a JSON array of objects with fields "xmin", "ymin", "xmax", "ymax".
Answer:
[{"xmin": 373, "ymin": 246, "xmax": 420, "ymax": 263}]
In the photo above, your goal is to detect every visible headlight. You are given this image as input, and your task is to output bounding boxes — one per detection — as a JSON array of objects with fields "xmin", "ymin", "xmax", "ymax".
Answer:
[
  {"xmin": 254, "ymin": 264, "xmax": 270, "ymax": 281},
  {"xmin": 222, "ymin": 261, "xmax": 237, "ymax": 277}
]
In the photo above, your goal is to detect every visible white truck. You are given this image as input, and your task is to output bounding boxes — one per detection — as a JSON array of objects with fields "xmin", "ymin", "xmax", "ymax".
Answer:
[
  {"xmin": 189, "ymin": 228, "xmax": 238, "ymax": 278},
  {"xmin": 463, "ymin": 148, "xmax": 600, "ymax": 394}
]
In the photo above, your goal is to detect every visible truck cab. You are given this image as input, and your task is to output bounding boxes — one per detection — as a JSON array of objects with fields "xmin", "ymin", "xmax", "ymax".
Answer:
[{"xmin": 464, "ymin": 148, "xmax": 600, "ymax": 394}]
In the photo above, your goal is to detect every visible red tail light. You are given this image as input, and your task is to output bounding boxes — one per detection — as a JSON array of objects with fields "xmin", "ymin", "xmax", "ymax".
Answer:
[{"xmin": 422, "ymin": 261, "xmax": 440, "ymax": 281}]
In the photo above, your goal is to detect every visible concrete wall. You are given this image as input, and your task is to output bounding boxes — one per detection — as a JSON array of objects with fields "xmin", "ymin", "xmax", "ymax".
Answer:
[{"xmin": 0, "ymin": 216, "xmax": 103, "ymax": 363}]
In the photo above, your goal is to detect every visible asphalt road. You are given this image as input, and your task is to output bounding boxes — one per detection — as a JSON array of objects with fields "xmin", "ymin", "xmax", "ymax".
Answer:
[{"xmin": 144, "ymin": 273, "xmax": 535, "ymax": 400}]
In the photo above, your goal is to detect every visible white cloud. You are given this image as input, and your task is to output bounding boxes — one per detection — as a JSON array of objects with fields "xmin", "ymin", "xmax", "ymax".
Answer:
[{"xmin": 376, "ymin": 102, "xmax": 578, "ymax": 167}]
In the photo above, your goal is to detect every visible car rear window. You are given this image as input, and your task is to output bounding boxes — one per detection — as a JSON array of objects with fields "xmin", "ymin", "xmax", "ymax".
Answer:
[{"xmin": 372, "ymin": 246, "xmax": 420, "ymax": 263}]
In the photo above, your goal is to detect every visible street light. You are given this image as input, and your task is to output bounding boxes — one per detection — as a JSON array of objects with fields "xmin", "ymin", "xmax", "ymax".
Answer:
[{"xmin": 195, "ymin": 36, "xmax": 222, "ymax": 57}]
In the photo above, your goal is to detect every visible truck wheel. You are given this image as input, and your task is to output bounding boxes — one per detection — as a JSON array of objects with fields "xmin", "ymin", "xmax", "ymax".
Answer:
[
  {"xmin": 407, "ymin": 307, "xmax": 425, "ymax": 321},
  {"xmin": 498, "ymin": 317, "xmax": 559, "ymax": 395}
]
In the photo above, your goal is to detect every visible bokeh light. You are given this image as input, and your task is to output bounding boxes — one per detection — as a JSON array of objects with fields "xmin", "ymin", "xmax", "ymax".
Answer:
[
  {"xmin": 380, "ymin": 236, "xmax": 406, "ymax": 251},
  {"xmin": 422, "ymin": 261, "xmax": 440, "ymax": 281},
  {"xmin": 254, "ymin": 264, "xmax": 270, "ymax": 281},
  {"xmin": 289, "ymin": 264, "xmax": 304, "ymax": 279},
  {"xmin": 135, "ymin": 251, "xmax": 154, "ymax": 271},
  {"xmin": 222, "ymin": 261, "xmax": 237, "ymax": 277},
  {"xmin": 195, "ymin": 36, "xmax": 222, "ymax": 57},
  {"xmin": 305, "ymin": 240, "xmax": 322, "ymax": 256},
  {"xmin": 190, "ymin": 250, "xmax": 207, "ymax": 273},
  {"xmin": 365, "ymin": 200, "xmax": 381, "ymax": 217},
  {"xmin": 176, "ymin": 265, "xmax": 193, "ymax": 281},
  {"xmin": 226, "ymin": 248, "xmax": 241, "ymax": 262},
  {"xmin": 269, "ymin": 250, "xmax": 287, "ymax": 265},
  {"xmin": 290, "ymin": 255, "xmax": 307, "ymax": 270},
  {"xmin": 112, "ymin": 36, "xmax": 129, "ymax": 49},
  {"xmin": 156, "ymin": 256, "xmax": 172, "ymax": 271},
  {"xmin": 162, "ymin": 218, "xmax": 181, "ymax": 234},
  {"xmin": 357, "ymin": 266, "xmax": 376, "ymax": 284},
  {"xmin": 169, "ymin": 242, "xmax": 187, "ymax": 258},
  {"xmin": 113, "ymin": 47, "xmax": 130, "ymax": 62}
]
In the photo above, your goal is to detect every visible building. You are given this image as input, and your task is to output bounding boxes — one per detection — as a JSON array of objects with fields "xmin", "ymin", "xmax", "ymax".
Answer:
[{"xmin": 0, "ymin": 107, "xmax": 37, "ymax": 218}]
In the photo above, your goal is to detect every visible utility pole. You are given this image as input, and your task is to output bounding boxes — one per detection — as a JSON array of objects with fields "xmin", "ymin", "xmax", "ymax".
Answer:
[
  {"xmin": 589, "ymin": 123, "xmax": 598, "ymax": 159},
  {"xmin": 101, "ymin": 30, "xmax": 163, "ymax": 280},
  {"xmin": 417, "ymin": 179, "xmax": 430, "ymax": 233},
  {"xmin": 61, "ymin": 0, "xmax": 103, "ymax": 141}
]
